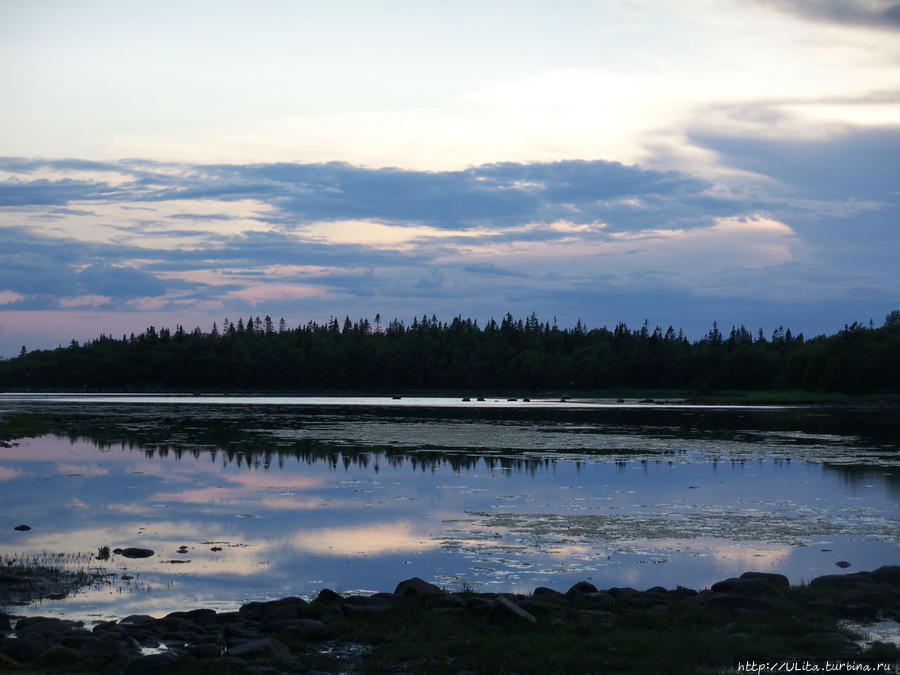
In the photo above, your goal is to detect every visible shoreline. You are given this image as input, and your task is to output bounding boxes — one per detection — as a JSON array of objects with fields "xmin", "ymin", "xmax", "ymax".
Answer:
[{"xmin": 2, "ymin": 566, "xmax": 898, "ymax": 673}]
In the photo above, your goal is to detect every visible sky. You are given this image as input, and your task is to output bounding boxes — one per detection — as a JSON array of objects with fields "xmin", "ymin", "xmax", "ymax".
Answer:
[{"xmin": 1, "ymin": 0, "xmax": 898, "ymax": 356}]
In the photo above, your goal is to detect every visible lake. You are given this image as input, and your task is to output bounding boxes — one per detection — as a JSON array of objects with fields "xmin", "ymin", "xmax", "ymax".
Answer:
[{"xmin": 1, "ymin": 395, "xmax": 898, "ymax": 624}]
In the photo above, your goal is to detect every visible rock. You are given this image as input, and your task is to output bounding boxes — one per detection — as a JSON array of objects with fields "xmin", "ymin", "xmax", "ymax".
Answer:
[
  {"xmin": 125, "ymin": 652, "xmax": 179, "ymax": 674},
  {"xmin": 0, "ymin": 633, "xmax": 51, "ymax": 663},
  {"xmin": 431, "ymin": 593, "xmax": 466, "ymax": 609},
  {"xmin": 342, "ymin": 603, "xmax": 391, "ymax": 617},
  {"xmin": 312, "ymin": 588, "xmax": 343, "ymax": 605},
  {"xmin": 670, "ymin": 586, "xmax": 698, "ymax": 599},
  {"xmin": 582, "ymin": 592, "xmax": 616, "ymax": 610},
  {"xmin": 113, "ymin": 547, "xmax": 155, "ymax": 559},
  {"xmin": 800, "ymin": 632, "xmax": 861, "ymax": 657},
  {"xmin": 227, "ymin": 637, "xmax": 288, "ymax": 659},
  {"xmin": 0, "ymin": 652, "xmax": 21, "ymax": 669},
  {"xmin": 607, "ymin": 587, "xmax": 640, "ymax": 600},
  {"xmin": 13, "ymin": 524, "xmax": 30, "ymax": 531},
  {"xmin": 809, "ymin": 572, "xmax": 876, "ymax": 591},
  {"xmin": 188, "ymin": 643, "xmax": 221, "ymax": 658},
  {"xmin": 870, "ymin": 565, "xmax": 900, "ymax": 584},
  {"xmin": 277, "ymin": 619, "xmax": 331, "ymax": 644},
  {"xmin": 517, "ymin": 599, "xmax": 564, "ymax": 616},
  {"xmin": 710, "ymin": 577, "xmax": 740, "ymax": 592},
  {"xmin": 260, "ymin": 603, "xmax": 299, "ymax": 624},
  {"xmin": 29, "ymin": 645, "xmax": 92, "ymax": 671},
  {"xmin": 579, "ymin": 609, "xmax": 613, "ymax": 622},
  {"xmin": 835, "ymin": 561, "xmax": 852, "ymax": 568},
  {"xmin": 703, "ymin": 592, "xmax": 776, "ymax": 612},
  {"xmin": 16, "ymin": 617, "xmax": 83, "ymax": 637},
  {"xmin": 487, "ymin": 596, "xmax": 537, "ymax": 624},
  {"xmin": 394, "ymin": 577, "xmax": 445, "ymax": 598},
  {"xmin": 728, "ymin": 577, "xmax": 787, "ymax": 600},
  {"xmin": 566, "ymin": 581, "xmax": 598, "ymax": 597},
  {"xmin": 533, "ymin": 586, "xmax": 565, "ymax": 600},
  {"xmin": 739, "ymin": 571, "xmax": 790, "ymax": 590}
]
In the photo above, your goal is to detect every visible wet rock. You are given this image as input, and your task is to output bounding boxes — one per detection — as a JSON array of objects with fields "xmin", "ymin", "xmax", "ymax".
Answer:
[
  {"xmin": 566, "ymin": 581, "xmax": 598, "ymax": 597},
  {"xmin": 13, "ymin": 524, "xmax": 30, "ymax": 531},
  {"xmin": 0, "ymin": 613, "xmax": 10, "ymax": 633},
  {"xmin": 188, "ymin": 643, "xmax": 221, "ymax": 658},
  {"xmin": 261, "ymin": 602, "xmax": 300, "ymax": 624},
  {"xmin": 277, "ymin": 619, "xmax": 331, "ymax": 644},
  {"xmin": 0, "ymin": 633, "xmax": 51, "ymax": 663},
  {"xmin": 113, "ymin": 547, "xmax": 155, "ymax": 559},
  {"xmin": 29, "ymin": 645, "xmax": 93, "ymax": 671},
  {"xmin": 227, "ymin": 637, "xmax": 289, "ymax": 659},
  {"xmin": 487, "ymin": 596, "xmax": 536, "ymax": 624},
  {"xmin": 16, "ymin": 617, "xmax": 83, "ymax": 637},
  {"xmin": 394, "ymin": 577, "xmax": 445, "ymax": 598},
  {"xmin": 125, "ymin": 651, "xmax": 179, "ymax": 674},
  {"xmin": 166, "ymin": 608, "xmax": 218, "ymax": 624}
]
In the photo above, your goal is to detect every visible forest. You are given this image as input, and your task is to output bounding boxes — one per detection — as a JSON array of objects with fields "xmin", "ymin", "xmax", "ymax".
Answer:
[{"xmin": 1, "ymin": 310, "xmax": 898, "ymax": 394}]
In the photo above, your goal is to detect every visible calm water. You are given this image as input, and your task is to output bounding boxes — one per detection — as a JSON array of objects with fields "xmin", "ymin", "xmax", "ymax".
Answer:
[{"xmin": 0, "ymin": 395, "xmax": 897, "ymax": 623}]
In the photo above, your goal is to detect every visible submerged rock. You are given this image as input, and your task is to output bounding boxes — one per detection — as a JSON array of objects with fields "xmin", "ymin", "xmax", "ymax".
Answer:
[{"xmin": 112, "ymin": 548, "xmax": 155, "ymax": 559}]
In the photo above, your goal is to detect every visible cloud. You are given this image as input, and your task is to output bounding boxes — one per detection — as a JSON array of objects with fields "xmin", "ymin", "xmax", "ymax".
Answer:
[
  {"xmin": 0, "ymin": 157, "xmax": 717, "ymax": 233},
  {"xmin": 0, "ymin": 148, "xmax": 897, "ymax": 356},
  {"xmin": 754, "ymin": 0, "xmax": 900, "ymax": 29}
]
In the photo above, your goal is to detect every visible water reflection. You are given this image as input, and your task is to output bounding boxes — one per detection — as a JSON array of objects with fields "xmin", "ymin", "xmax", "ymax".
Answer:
[{"xmin": 0, "ymin": 400, "xmax": 898, "ymax": 623}]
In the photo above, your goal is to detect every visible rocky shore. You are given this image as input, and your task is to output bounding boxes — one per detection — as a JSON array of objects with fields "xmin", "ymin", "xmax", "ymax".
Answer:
[{"xmin": 1, "ymin": 566, "xmax": 899, "ymax": 673}]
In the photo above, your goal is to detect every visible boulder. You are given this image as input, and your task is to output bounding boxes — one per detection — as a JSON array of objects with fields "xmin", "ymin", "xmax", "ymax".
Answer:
[
  {"xmin": 565, "ymin": 581, "xmax": 598, "ymax": 597},
  {"xmin": 227, "ymin": 637, "xmax": 289, "ymax": 659},
  {"xmin": 870, "ymin": 565, "xmax": 900, "ymax": 584},
  {"xmin": 312, "ymin": 588, "xmax": 343, "ymax": 605},
  {"xmin": 728, "ymin": 577, "xmax": 787, "ymax": 600},
  {"xmin": 739, "ymin": 572, "xmax": 790, "ymax": 591},
  {"xmin": 703, "ymin": 592, "xmax": 776, "ymax": 612},
  {"xmin": 125, "ymin": 652, "xmax": 179, "ymax": 674},
  {"xmin": 487, "ymin": 596, "xmax": 537, "ymax": 624},
  {"xmin": 394, "ymin": 577, "xmax": 445, "ymax": 598},
  {"xmin": 532, "ymin": 586, "xmax": 565, "ymax": 600}
]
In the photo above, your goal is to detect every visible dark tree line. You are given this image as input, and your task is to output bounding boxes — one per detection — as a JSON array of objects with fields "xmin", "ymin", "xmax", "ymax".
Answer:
[{"xmin": 2, "ymin": 311, "xmax": 899, "ymax": 394}]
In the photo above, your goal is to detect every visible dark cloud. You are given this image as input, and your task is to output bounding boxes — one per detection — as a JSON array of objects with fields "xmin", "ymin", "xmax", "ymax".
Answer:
[
  {"xmin": 463, "ymin": 262, "xmax": 526, "ymax": 277},
  {"xmin": 0, "ymin": 158, "xmax": 719, "ymax": 232},
  {"xmin": 755, "ymin": 0, "xmax": 900, "ymax": 29},
  {"xmin": 689, "ymin": 125, "xmax": 900, "ymax": 202}
]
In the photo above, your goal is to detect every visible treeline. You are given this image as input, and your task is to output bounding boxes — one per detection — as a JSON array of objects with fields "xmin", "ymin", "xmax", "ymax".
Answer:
[{"xmin": 2, "ymin": 311, "xmax": 899, "ymax": 394}]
